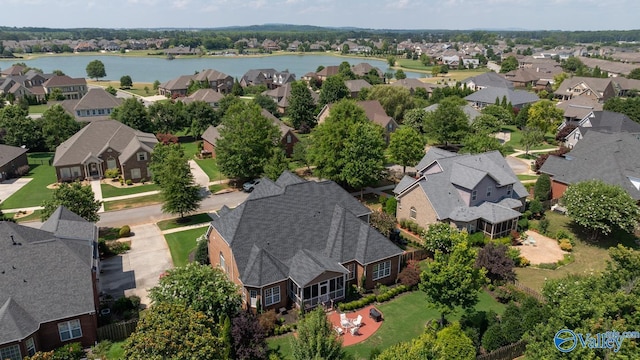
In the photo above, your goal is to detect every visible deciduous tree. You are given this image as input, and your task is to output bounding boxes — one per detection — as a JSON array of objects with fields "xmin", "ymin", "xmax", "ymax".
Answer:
[
  {"xmin": 367, "ymin": 85, "xmax": 414, "ymax": 121},
  {"xmin": 86, "ymin": 59, "xmax": 106, "ymax": 80},
  {"xmin": 158, "ymin": 147, "xmax": 201, "ymax": 219},
  {"xmin": 120, "ymin": 75, "xmax": 132, "ymax": 89},
  {"xmin": 403, "ymin": 108, "xmax": 428, "ymax": 134},
  {"xmin": 424, "ymin": 97, "xmax": 470, "ymax": 146},
  {"xmin": 342, "ymin": 121, "xmax": 386, "ymax": 194},
  {"xmin": 500, "ymin": 56, "xmax": 518, "ymax": 73},
  {"xmin": 526, "ymin": 99, "xmax": 563, "ymax": 134},
  {"xmin": 475, "ymin": 243, "xmax": 516, "ymax": 284},
  {"xmin": 111, "ymin": 98, "xmax": 154, "ymax": 133},
  {"xmin": 41, "ymin": 182, "xmax": 102, "ymax": 222},
  {"xmin": 519, "ymin": 127, "xmax": 544, "ymax": 155},
  {"xmin": 186, "ymin": 100, "xmax": 219, "ymax": 138},
  {"xmin": 231, "ymin": 310, "xmax": 268, "ymax": 360},
  {"xmin": 319, "ymin": 75, "xmax": 350, "ymax": 106},
  {"xmin": 290, "ymin": 307, "xmax": 344, "ymax": 360},
  {"xmin": 40, "ymin": 104, "xmax": 81, "ymax": 151},
  {"xmin": 287, "ymin": 80, "xmax": 317, "ymax": 130},
  {"xmin": 262, "ymin": 148, "xmax": 289, "ymax": 181},
  {"xmin": 388, "ymin": 127, "xmax": 425, "ymax": 174},
  {"xmin": 0, "ymin": 104, "xmax": 42, "ymax": 149}
]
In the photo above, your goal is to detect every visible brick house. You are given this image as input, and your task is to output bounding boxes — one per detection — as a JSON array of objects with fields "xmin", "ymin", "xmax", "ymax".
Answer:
[
  {"xmin": 43, "ymin": 75, "xmax": 88, "ymax": 100},
  {"xmin": 394, "ymin": 148, "xmax": 527, "ymax": 239},
  {"xmin": 61, "ymin": 87, "xmax": 123, "ymax": 121},
  {"xmin": 53, "ymin": 120, "xmax": 158, "ymax": 182},
  {"xmin": 206, "ymin": 171, "xmax": 403, "ymax": 312},
  {"xmin": 0, "ymin": 206, "xmax": 99, "ymax": 359},
  {"xmin": 0, "ymin": 144, "xmax": 28, "ymax": 181},
  {"xmin": 159, "ymin": 69, "xmax": 233, "ymax": 98}
]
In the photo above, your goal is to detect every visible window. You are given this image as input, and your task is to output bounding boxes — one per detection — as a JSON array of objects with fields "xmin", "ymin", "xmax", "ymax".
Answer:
[
  {"xmin": 107, "ymin": 158, "xmax": 117, "ymax": 169},
  {"xmin": 131, "ymin": 168, "xmax": 141, "ymax": 179},
  {"xmin": 346, "ymin": 263, "xmax": 356, "ymax": 280},
  {"xmin": 0, "ymin": 345, "xmax": 21, "ymax": 360},
  {"xmin": 219, "ymin": 252, "xmax": 226, "ymax": 272},
  {"xmin": 264, "ymin": 286, "xmax": 281, "ymax": 306},
  {"xmin": 506, "ymin": 184, "xmax": 513, "ymax": 196},
  {"xmin": 137, "ymin": 152, "xmax": 147, "ymax": 161},
  {"xmin": 25, "ymin": 338, "xmax": 35, "ymax": 356},
  {"xmin": 372, "ymin": 261, "xmax": 391, "ymax": 281},
  {"xmin": 60, "ymin": 168, "xmax": 71, "ymax": 179},
  {"xmin": 58, "ymin": 319, "xmax": 82, "ymax": 341},
  {"xmin": 486, "ymin": 186, "xmax": 492, "ymax": 197},
  {"xmin": 71, "ymin": 166, "xmax": 81, "ymax": 178},
  {"xmin": 250, "ymin": 290, "xmax": 258, "ymax": 308},
  {"xmin": 286, "ymin": 134, "xmax": 292, "ymax": 144},
  {"xmin": 409, "ymin": 207, "xmax": 417, "ymax": 220},
  {"xmin": 471, "ymin": 190, "xmax": 477, "ymax": 201}
]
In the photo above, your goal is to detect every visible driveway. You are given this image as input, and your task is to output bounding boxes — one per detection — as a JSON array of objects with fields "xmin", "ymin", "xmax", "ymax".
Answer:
[
  {"xmin": 100, "ymin": 224, "xmax": 172, "ymax": 307},
  {"xmin": 506, "ymin": 156, "xmax": 532, "ymax": 175},
  {"xmin": 0, "ymin": 178, "xmax": 32, "ymax": 203}
]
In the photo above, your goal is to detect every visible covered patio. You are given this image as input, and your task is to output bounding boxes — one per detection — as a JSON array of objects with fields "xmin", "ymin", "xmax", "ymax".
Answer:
[{"xmin": 326, "ymin": 305, "xmax": 384, "ymax": 346}]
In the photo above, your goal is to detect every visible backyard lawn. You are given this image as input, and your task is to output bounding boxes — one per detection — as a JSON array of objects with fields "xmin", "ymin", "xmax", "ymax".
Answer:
[
  {"xmin": 6, "ymin": 209, "xmax": 43, "ymax": 223},
  {"xmin": 502, "ymin": 125, "xmax": 557, "ymax": 152},
  {"xmin": 164, "ymin": 227, "xmax": 207, "ymax": 267},
  {"xmin": 156, "ymin": 213, "xmax": 212, "ymax": 231},
  {"xmin": 28, "ymin": 103, "xmax": 51, "ymax": 114},
  {"xmin": 103, "ymin": 193, "xmax": 163, "ymax": 211},
  {"xmin": 515, "ymin": 212, "xmax": 639, "ymax": 291},
  {"xmin": 195, "ymin": 158, "xmax": 223, "ymax": 181},
  {"xmin": 267, "ymin": 290, "xmax": 505, "ymax": 360},
  {"xmin": 181, "ymin": 141, "xmax": 200, "ymax": 159},
  {"xmin": 100, "ymin": 182, "xmax": 160, "ymax": 198},
  {"xmin": 1, "ymin": 153, "xmax": 56, "ymax": 209}
]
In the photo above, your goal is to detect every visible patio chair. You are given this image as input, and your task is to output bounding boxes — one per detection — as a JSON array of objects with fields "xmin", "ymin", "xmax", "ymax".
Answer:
[
  {"xmin": 340, "ymin": 313, "xmax": 351, "ymax": 328},
  {"xmin": 350, "ymin": 325, "xmax": 360, "ymax": 335},
  {"xmin": 352, "ymin": 314, "xmax": 363, "ymax": 327},
  {"xmin": 334, "ymin": 326, "xmax": 344, "ymax": 336}
]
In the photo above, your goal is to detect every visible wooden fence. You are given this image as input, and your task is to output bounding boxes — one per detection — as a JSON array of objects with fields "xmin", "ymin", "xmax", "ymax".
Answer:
[
  {"xmin": 511, "ymin": 281, "xmax": 545, "ymax": 303},
  {"xmin": 476, "ymin": 340, "xmax": 527, "ymax": 360},
  {"xmin": 97, "ymin": 319, "xmax": 139, "ymax": 341},
  {"xmin": 401, "ymin": 248, "xmax": 428, "ymax": 263}
]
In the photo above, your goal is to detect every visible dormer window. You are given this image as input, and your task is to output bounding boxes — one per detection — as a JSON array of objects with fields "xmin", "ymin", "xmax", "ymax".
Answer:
[
  {"xmin": 471, "ymin": 190, "xmax": 477, "ymax": 201},
  {"xmin": 486, "ymin": 186, "xmax": 492, "ymax": 197}
]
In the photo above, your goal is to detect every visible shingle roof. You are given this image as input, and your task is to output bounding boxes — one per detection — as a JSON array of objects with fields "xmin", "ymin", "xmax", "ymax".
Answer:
[
  {"xmin": 0, "ymin": 144, "xmax": 27, "ymax": 168},
  {"xmin": 540, "ymin": 130, "xmax": 640, "ymax": 200},
  {"xmin": 579, "ymin": 111, "xmax": 640, "ymax": 136},
  {"xmin": 67, "ymin": 88, "xmax": 122, "ymax": 111},
  {"xmin": 181, "ymin": 88, "xmax": 224, "ymax": 104},
  {"xmin": 42, "ymin": 75, "xmax": 86, "ymax": 87},
  {"xmin": 211, "ymin": 172, "xmax": 402, "ymax": 288},
  {"xmin": 0, "ymin": 209, "xmax": 97, "ymax": 344},
  {"xmin": 53, "ymin": 119, "xmax": 158, "ymax": 167},
  {"xmin": 201, "ymin": 125, "xmax": 221, "ymax": 145},
  {"xmin": 159, "ymin": 75, "xmax": 193, "ymax": 91},
  {"xmin": 462, "ymin": 72, "xmax": 514, "ymax": 89},
  {"xmin": 345, "ymin": 79, "xmax": 372, "ymax": 92},
  {"xmin": 553, "ymin": 76, "xmax": 613, "ymax": 97},
  {"xmin": 464, "ymin": 87, "xmax": 540, "ymax": 107}
]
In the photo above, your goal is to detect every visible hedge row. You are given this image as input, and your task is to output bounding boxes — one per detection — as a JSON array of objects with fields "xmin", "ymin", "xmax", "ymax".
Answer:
[{"xmin": 337, "ymin": 285, "xmax": 410, "ymax": 312}]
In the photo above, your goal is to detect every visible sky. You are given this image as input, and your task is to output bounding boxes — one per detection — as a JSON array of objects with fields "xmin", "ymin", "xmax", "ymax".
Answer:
[{"xmin": 2, "ymin": 0, "xmax": 639, "ymax": 31}]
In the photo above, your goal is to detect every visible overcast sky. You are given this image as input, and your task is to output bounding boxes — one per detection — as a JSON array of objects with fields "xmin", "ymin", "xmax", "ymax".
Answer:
[{"xmin": 3, "ymin": 0, "xmax": 639, "ymax": 31}]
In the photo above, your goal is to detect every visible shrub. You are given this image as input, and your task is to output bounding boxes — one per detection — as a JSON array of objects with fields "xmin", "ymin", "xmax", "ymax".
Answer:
[
  {"xmin": 559, "ymin": 239, "xmax": 573, "ymax": 252},
  {"xmin": 15, "ymin": 164, "xmax": 30, "ymax": 177},
  {"xmin": 509, "ymin": 230, "xmax": 520, "ymax": 243},
  {"xmin": 53, "ymin": 342, "xmax": 84, "ymax": 360},
  {"xmin": 126, "ymin": 179, "xmax": 133, "ymax": 186},
  {"xmin": 555, "ymin": 230, "xmax": 575, "ymax": 245},
  {"xmin": 195, "ymin": 236, "xmax": 210, "ymax": 265},
  {"xmin": 258, "ymin": 310, "xmax": 278, "ymax": 336},
  {"xmin": 379, "ymin": 195, "xmax": 387, "ymax": 207},
  {"xmin": 140, "ymin": 178, "xmax": 147, "ymax": 183},
  {"xmin": 468, "ymin": 232, "xmax": 487, "ymax": 247},
  {"xmin": 517, "ymin": 217, "xmax": 529, "ymax": 232},
  {"xmin": 397, "ymin": 260, "xmax": 420, "ymax": 288},
  {"xmin": 384, "ymin": 197, "xmax": 397, "ymax": 215},
  {"xmin": 108, "ymin": 241, "xmax": 130, "ymax": 254},
  {"xmin": 528, "ymin": 199, "xmax": 543, "ymax": 218},
  {"xmin": 518, "ymin": 257, "xmax": 530, "ymax": 267},
  {"xmin": 482, "ymin": 323, "xmax": 507, "ymax": 352},
  {"xmin": 538, "ymin": 218, "xmax": 550, "ymax": 234},
  {"xmin": 119, "ymin": 225, "xmax": 131, "ymax": 238},
  {"xmin": 537, "ymin": 262, "xmax": 558, "ymax": 270},
  {"xmin": 533, "ymin": 173, "xmax": 551, "ymax": 201},
  {"xmin": 105, "ymin": 168, "xmax": 120, "ymax": 179},
  {"xmin": 113, "ymin": 296, "xmax": 139, "ymax": 313}
]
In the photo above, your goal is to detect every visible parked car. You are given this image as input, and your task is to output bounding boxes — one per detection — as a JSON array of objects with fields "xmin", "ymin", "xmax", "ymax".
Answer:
[{"xmin": 242, "ymin": 179, "xmax": 261, "ymax": 192}]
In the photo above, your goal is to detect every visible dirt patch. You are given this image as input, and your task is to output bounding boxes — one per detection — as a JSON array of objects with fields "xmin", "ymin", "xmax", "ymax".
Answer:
[
  {"xmin": 13, "ymin": 210, "xmax": 34, "ymax": 219},
  {"xmin": 513, "ymin": 230, "xmax": 567, "ymax": 265}
]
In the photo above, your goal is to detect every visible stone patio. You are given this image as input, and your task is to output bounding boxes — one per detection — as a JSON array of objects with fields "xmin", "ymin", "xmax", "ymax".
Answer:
[
  {"xmin": 514, "ymin": 230, "xmax": 567, "ymax": 265},
  {"xmin": 327, "ymin": 305, "xmax": 384, "ymax": 346}
]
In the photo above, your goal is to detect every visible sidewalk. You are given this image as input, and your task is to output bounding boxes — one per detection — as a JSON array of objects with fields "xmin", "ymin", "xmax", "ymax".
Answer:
[
  {"xmin": 90, "ymin": 179, "xmax": 105, "ymax": 213},
  {"xmin": 161, "ymin": 221, "xmax": 211, "ymax": 235}
]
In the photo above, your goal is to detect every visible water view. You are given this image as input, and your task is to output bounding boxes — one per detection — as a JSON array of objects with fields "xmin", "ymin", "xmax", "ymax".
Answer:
[{"xmin": 0, "ymin": 54, "xmax": 427, "ymax": 83}]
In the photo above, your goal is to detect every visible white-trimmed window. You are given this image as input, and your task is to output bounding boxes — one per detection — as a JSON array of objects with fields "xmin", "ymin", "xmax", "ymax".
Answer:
[
  {"xmin": 250, "ymin": 290, "xmax": 258, "ymax": 308},
  {"xmin": 286, "ymin": 134, "xmax": 292, "ymax": 143},
  {"xmin": 131, "ymin": 168, "xmax": 141, "ymax": 179},
  {"xmin": 264, "ymin": 286, "xmax": 281, "ymax": 306},
  {"xmin": 137, "ymin": 152, "xmax": 147, "ymax": 161},
  {"xmin": 471, "ymin": 190, "xmax": 477, "ymax": 201},
  {"xmin": 219, "ymin": 252, "xmax": 226, "ymax": 272},
  {"xmin": 506, "ymin": 184, "xmax": 513, "ymax": 196},
  {"xmin": 409, "ymin": 207, "xmax": 417, "ymax": 220},
  {"xmin": 58, "ymin": 319, "xmax": 82, "ymax": 341},
  {"xmin": 0, "ymin": 345, "xmax": 21, "ymax": 360},
  {"xmin": 25, "ymin": 338, "xmax": 36, "ymax": 356},
  {"xmin": 372, "ymin": 261, "xmax": 391, "ymax": 281},
  {"xmin": 486, "ymin": 186, "xmax": 492, "ymax": 197},
  {"xmin": 346, "ymin": 263, "xmax": 356, "ymax": 280}
]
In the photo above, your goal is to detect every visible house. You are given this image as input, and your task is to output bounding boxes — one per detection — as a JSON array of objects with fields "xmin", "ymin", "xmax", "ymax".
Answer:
[
  {"xmin": 179, "ymin": 88, "xmax": 224, "ymax": 107},
  {"xmin": 390, "ymin": 78, "xmax": 441, "ymax": 98},
  {"xmin": 461, "ymin": 72, "xmax": 514, "ymax": 91},
  {"xmin": 558, "ymin": 111, "xmax": 640, "ymax": 149},
  {"xmin": 61, "ymin": 88, "xmax": 123, "ymax": 121},
  {"xmin": 206, "ymin": 171, "xmax": 404, "ymax": 311},
  {"xmin": 344, "ymin": 79, "xmax": 372, "ymax": 98},
  {"xmin": 43, "ymin": 75, "xmax": 88, "ymax": 100},
  {"xmin": 464, "ymin": 87, "xmax": 540, "ymax": 110},
  {"xmin": 556, "ymin": 96, "xmax": 603, "ymax": 128},
  {"xmin": 201, "ymin": 109, "xmax": 299, "ymax": 157},
  {"xmin": 611, "ymin": 77, "xmax": 640, "ymax": 97},
  {"xmin": 539, "ymin": 130, "xmax": 640, "ymax": 201},
  {"xmin": 316, "ymin": 66, "xmax": 340, "ymax": 81},
  {"xmin": 423, "ymin": 103, "xmax": 481, "ymax": 124},
  {"xmin": 351, "ymin": 63, "xmax": 384, "ymax": 81},
  {"xmin": 0, "ymin": 64, "xmax": 25, "ymax": 77},
  {"xmin": 53, "ymin": 120, "xmax": 158, "ymax": 182},
  {"xmin": 158, "ymin": 75, "xmax": 192, "ymax": 98},
  {"xmin": 394, "ymin": 148, "xmax": 527, "ymax": 239},
  {"xmin": 0, "ymin": 70, "xmax": 52, "ymax": 102},
  {"xmin": 263, "ymin": 83, "xmax": 319, "ymax": 114},
  {"xmin": 553, "ymin": 76, "xmax": 617, "ymax": 102},
  {"xmin": 317, "ymin": 100, "xmax": 398, "ymax": 143},
  {"xmin": 0, "ymin": 144, "xmax": 28, "ymax": 181},
  {"xmin": 159, "ymin": 69, "xmax": 233, "ymax": 98},
  {"xmin": 241, "ymin": 69, "xmax": 296, "ymax": 89},
  {"xmin": 0, "ymin": 206, "xmax": 99, "ymax": 358}
]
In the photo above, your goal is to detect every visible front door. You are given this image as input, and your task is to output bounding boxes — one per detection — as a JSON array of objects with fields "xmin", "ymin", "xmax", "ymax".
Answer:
[{"xmin": 89, "ymin": 163, "xmax": 99, "ymax": 177}]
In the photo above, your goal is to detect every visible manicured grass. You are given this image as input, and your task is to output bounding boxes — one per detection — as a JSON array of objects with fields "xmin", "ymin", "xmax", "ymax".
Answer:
[
  {"xmin": 100, "ymin": 182, "xmax": 160, "ymax": 198},
  {"xmin": 515, "ymin": 212, "xmax": 639, "ymax": 291},
  {"xmin": 6, "ymin": 209, "xmax": 43, "ymax": 223},
  {"xmin": 103, "ymin": 193, "xmax": 163, "ymax": 211},
  {"xmin": 181, "ymin": 141, "xmax": 200, "ymax": 159},
  {"xmin": 28, "ymin": 103, "xmax": 51, "ymax": 114},
  {"xmin": 267, "ymin": 290, "xmax": 505, "ymax": 360},
  {"xmin": 422, "ymin": 69, "xmax": 490, "ymax": 83},
  {"xmin": 502, "ymin": 125, "xmax": 558, "ymax": 151},
  {"xmin": 194, "ymin": 158, "xmax": 223, "ymax": 181},
  {"xmin": 1, "ymin": 153, "xmax": 56, "ymax": 209},
  {"xmin": 517, "ymin": 174, "xmax": 538, "ymax": 181},
  {"xmin": 106, "ymin": 341, "xmax": 125, "ymax": 359},
  {"xmin": 209, "ymin": 183, "xmax": 230, "ymax": 193},
  {"xmin": 395, "ymin": 58, "xmax": 432, "ymax": 71},
  {"xmin": 164, "ymin": 227, "xmax": 207, "ymax": 267},
  {"xmin": 156, "ymin": 213, "xmax": 212, "ymax": 231},
  {"xmin": 86, "ymin": 80, "xmax": 156, "ymax": 97}
]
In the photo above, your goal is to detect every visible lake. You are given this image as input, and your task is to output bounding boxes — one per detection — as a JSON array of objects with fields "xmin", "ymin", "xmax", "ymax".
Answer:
[{"xmin": 0, "ymin": 54, "xmax": 427, "ymax": 83}]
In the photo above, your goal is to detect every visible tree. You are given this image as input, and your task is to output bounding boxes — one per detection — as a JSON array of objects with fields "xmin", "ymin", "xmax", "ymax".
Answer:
[
  {"xmin": 149, "ymin": 143, "xmax": 183, "ymax": 185},
  {"xmin": 461, "ymin": 133, "xmax": 503, "ymax": 154},
  {"xmin": 149, "ymin": 262, "xmax": 241, "ymax": 322},
  {"xmin": 387, "ymin": 56, "xmax": 396, "ymax": 67},
  {"xmin": 147, "ymin": 101, "xmax": 186, "ymax": 134},
  {"xmin": 562, "ymin": 180, "xmax": 640, "ymax": 240},
  {"xmin": 153, "ymin": 79, "xmax": 161, "ymax": 91},
  {"xmin": 319, "ymin": 75, "xmax": 350, "ymax": 106},
  {"xmin": 500, "ymin": 56, "xmax": 518, "ymax": 73},
  {"xmin": 419, "ymin": 240, "xmax": 487, "ymax": 324},
  {"xmin": 287, "ymin": 80, "xmax": 317, "ymax": 130},
  {"xmin": 475, "ymin": 243, "xmax": 516, "ymax": 284},
  {"xmin": 104, "ymin": 86, "xmax": 117, "ymax": 96},
  {"xmin": 231, "ymin": 78, "xmax": 244, "ymax": 96},
  {"xmin": 111, "ymin": 98, "xmax": 154, "ymax": 133},
  {"xmin": 263, "ymin": 148, "xmax": 289, "ymax": 181},
  {"xmin": 123, "ymin": 303, "xmax": 224, "ymax": 360},
  {"xmin": 338, "ymin": 61, "xmax": 356, "ymax": 80},
  {"xmin": 604, "ymin": 96, "xmax": 640, "ymax": 123},
  {"xmin": 471, "ymin": 113, "xmax": 503, "ymax": 135},
  {"xmin": 533, "ymin": 173, "xmax": 551, "ymax": 201},
  {"xmin": 561, "ymin": 56, "xmax": 585, "ymax": 73},
  {"xmin": 0, "ymin": 105, "xmax": 42, "ymax": 149},
  {"xmin": 158, "ymin": 146, "xmax": 201, "ymax": 220},
  {"xmin": 519, "ymin": 127, "xmax": 544, "ymax": 155},
  {"xmin": 377, "ymin": 322, "xmax": 475, "ymax": 360},
  {"xmin": 526, "ymin": 99, "xmax": 563, "ymax": 134},
  {"xmin": 403, "ymin": 108, "xmax": 428, "ymax": 134},
  {"xmin": 216, "ymin": 103, "xmax": 281, "ymax": 179},
  {"xmin": 342, "ymin": 121, "xmax": 386, "ymax": 194},
  {"xmin": 424, "ymin": 97, "xmax": 470, "ymax": 146},
  {"xmin": 292, "ymin": 138, "xmax": 311, "ymax": 172},
  {"xmin": 231, "ymin": 310, "xmax": 268, "ymax": 360},
  {"xmin": 40, "ymin": 104, "xmax": 81, "ymax": 151},
  {"xmin": 434, "ymin": 322, "xmax": 476, "ymax": 360},
  {"xmin": 395, "ymin": 69, "xmax": 407, "ymax": 80},
  {"xmin": 41, "ymin": 182, "xmax": 102, "ymax": 222},
  {"xmin": 552, "ymin": 72, "xmax": 569, "ymax": 91},
  {"xmin": 52, "ymin": 69, "xmax": 65, "ymax": 76},
  {"xmin": 186, "ymin": 100, "xmax": 219, "ymax": 138},
  {"xmin": 120, "ymin": 75, "xmax": 132, "ymax": 89},
  {"xmin": 367, "ymin": 85, "xmax": 414, "ymax": 121},
  {"xmin": 388, "ymin": 127, "xmax": 425, "ymax": 174},
  {"xmin": 85, "ymin": 59, "xmax": 106, "ymax": 80},
  {"xmin": 628, "ymin": 67, "xmax": 640, "ymax": 80},
  {"xmin": 290, "ymin": 307, "xmax": 344, "ymax": 360},
  {"xmin": 421, "ymin": 222, "xmax": 465, "ymax": 255},
  {"xmin": 369, "ymin": 210, "xmax": 397, "ymax": 237}
]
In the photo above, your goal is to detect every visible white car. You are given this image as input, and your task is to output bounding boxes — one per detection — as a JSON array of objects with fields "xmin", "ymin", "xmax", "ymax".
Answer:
[{"xmin": 242, "ymin": 179, "xmax": 261, "ymax": 192}]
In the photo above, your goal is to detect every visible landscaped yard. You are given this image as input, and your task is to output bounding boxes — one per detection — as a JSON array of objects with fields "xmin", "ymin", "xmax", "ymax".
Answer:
[
  {"xmin": 156, "ymin": 213, "xmax": 212, "ymax": 231},
  {"xmin": 28, "ymin": 103, "xmax": 51, "ymax": 114},
  {"xmin": 194, "ymin": 158, "xmax": 223, "ymax": 181},
  {"xmin": 267, "ymin": 290, "xmax": 505, "ymax": 360},
  {"xmin": 181, "ymin": 141, "xmax": 200, "ymax": 159},
  {"xmin": 100, "ymin": 182, "xmax": 160, "ymax": 198},
  {"xmin": 6, "ymin": 209, "xmax": 43, "ymax": 223},
  {"xmin": 517, "ymin": 174, "xmax": 538, "ymax": 181},
  {"xmin": 502, "ymin": 125, "xmax": 557, "ymax": 152},
  {"xmin": 515, "ymin": 212, "xmax": 639, "ymax": 291},
  {"xmin": 1, "ymin": 153, "xmax": 56, "ymax": 209},
  {"xmin": 164, "ymin": 227, "xmax": 207, "ymax": 267},
  {"xmin": 103, "ymin": 193, "xmax": 163, "ymax": 211},
  {"xmin": 86, "ymin": 80, "xmax": 155, "ymax": 97}
]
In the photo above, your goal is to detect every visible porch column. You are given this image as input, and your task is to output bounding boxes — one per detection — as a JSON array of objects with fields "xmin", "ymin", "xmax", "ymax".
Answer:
[
  {"xmin": 84, "ymin": 164, "xmax": 89, "ymax": 180},
  {"xmin": 98, "ymin": 163, "xmax": 103, "ymax": 178},
  {"xmin": 491, "ymin": 223, "xmax": 496, "ymax": 239}
]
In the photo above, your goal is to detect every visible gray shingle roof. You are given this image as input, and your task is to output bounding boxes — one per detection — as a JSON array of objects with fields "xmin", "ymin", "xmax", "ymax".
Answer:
[
  {"xmin": 211, "ymin": 172, "xmax": 402, "ymax": 288},
  {"xmin": 579, "ymin": 111, "xmax": 640, "ymax": 136},
  {"xmin": 462, "ymin": 72, "xmax": 513, "ymax": 89},
  {"xmin": 201, "ymin": 125, "xmax": 221, "ymax": 145},
  {"xmin": 540, "ymin": 130, "xmax": 640, "ymax": 200},
  {"xmin": 464, "ymin": 87, "xmax": 539, "ymax": 107},
  {"xmin": 0, "ymin": 144, "xmax": 27, "ymax": 168},
  {"xmin": 0, "ymin": 208, "xmax": 97, "ymax": 343},
  {"xmin": 66, "ymin": 88, "xmax": 122, "ymax": 111}
]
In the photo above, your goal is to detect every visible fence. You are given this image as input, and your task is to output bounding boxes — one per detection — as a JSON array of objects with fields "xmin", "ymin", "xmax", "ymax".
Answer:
[
  {"xmin": 510, "ymin": 281, "xmax": 545, "ymax": 304},
  {"xmin": 97, "ymin": 319, "xmax": 139, "ymax": 341},
  {"xmin": 401, "ymin": 248, "xmax": 428, "ymax": 263},
  {"xmin": 476, "ymin": 340, "xmax": 527, "ymax": 360}
]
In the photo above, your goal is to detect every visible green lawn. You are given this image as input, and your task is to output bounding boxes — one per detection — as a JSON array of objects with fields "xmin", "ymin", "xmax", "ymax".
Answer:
[
  {"xmin": 106, "ymin": 341, "xmax": 125, "ymax": 359},
  {"xmin": 517, "ymin": 174, "xmax": 538, "ymax": 181},
  {"xmin": 1, "ymin": 153, "xmax": 56, "ymax": 209},
  {"xmin": 502, "ymin": 125, "xmax": 557, "ymax": 152},
  {"xmin": 156, "ymin": 213, "xmax": 212, "ymax": 231},
  {"xmin": 103, "ymin": 193, "xmax": 163, "ymax": 211},
  {"xmin": 6, "ymin": 209, "xmax": 43, "ymax": 222},
  {"xmin": 209, "ymin": 183, "xmax": 231, "ymax": 193},
  {"xmin": 194, "ymin": 158, "xmax": 223, "ymax": 181},
  {"xmin": 100, "ymin": 182, "xmax": 160, "ymax": 198},
  {"xmin": 181, "ymin": 141, "xmax": 200, "ymax": 159},
  {"xmin": 164, "ymin": 227, "xmax": 207, "ymax": 267},
  {"xmin": 515, "ymin": 212, "xmax": 639, "ymax": 291},
  {"xmin": 28, "ymin": 103, "xmax": 51, "ymax": 114},
  {"xmin": 268, "ymin": 290, "xmax": 505, "ymax": 360}
]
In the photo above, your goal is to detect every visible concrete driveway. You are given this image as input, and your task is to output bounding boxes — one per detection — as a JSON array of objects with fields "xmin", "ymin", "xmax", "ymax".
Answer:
[
  {"xmin": 506, "ymin": 156, "xmax": 532, "ymax": 175},
  {"xmin": 100, "ymin": 224, "xmax": 172, "ymax": 307},
  {"xmin": 0, "ymin": 178, "xmax": 32, "ymax": 203}
]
